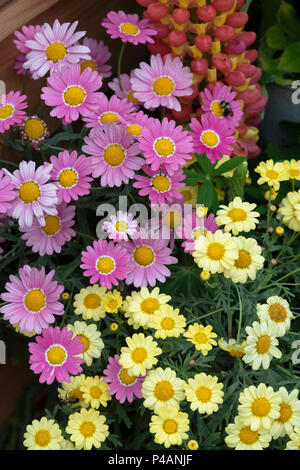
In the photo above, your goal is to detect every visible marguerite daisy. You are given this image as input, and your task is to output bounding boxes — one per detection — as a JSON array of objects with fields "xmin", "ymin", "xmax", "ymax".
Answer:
[
  {"xmin": 270, "ymin": 387, "xmax": 300, "ymax": 439},
  {"xmin": 81, "ymin": 37, "xmax": 112, "ymax": 78},
  {"xmin": 225, "ymin": 415, "xmax": 272, "ymax": 450},
  {"xmin": 150, "ymin": 305, "xmax": 186, "ymax": 339},
  {"xmin": 223, "ymin": 236, "xmax": 264, "ymax": 284},
  {"xmin": 80, "ymin": 375, "xmax": 111, "ymax": 409},
  {"xmin": 255, "ymin": 160, "xmax": 288, "ymax": 191},
  {"xmin": 149, "ymin": 405, "xmax": 190, "ymax": 449},
  {"xmin": 23, "ymin": 417, "xmax": 63, "ymax": 450},
  {"xmin": 119, "ymin": 333, "xmax": 162, "ymax": 376},
  {"xmin": 66, "ymin": 408, "xmax": 109, "ymax": 450},
  {"xmin": 73, "ymin": 285, "xmax": 106, "ymax": 321},
  {"xmin": 184, "ymin": 323, "xmax": 217, "ymax": 355},
  {"xmin": 141, "ymin": 367, "xmax": 185, "ymax": 413},
  {"xmin": 215, "ymin": 197, "xmax": 260, "ymax": 235},
  {"xmin": 184, "ymin": 373, "xmax": 224, "ymax": 415},
  {"xmin": 102, "ymin": 210, "xmax": 138, "ymax": 241},
  {"xmin": 101, "ymin": 10, "xmax": 157, "ymax": 45},
  {"xmin": 243, "ymin": 321, "xmax": 282, "ymax": 370},
  {"xmin": 58, "ymin": 374, "xmax": 87, "ymax": 408},
  {"xmin": 0, "ymin": 90, "xmax": 27, "ymax": 133},
  {"xmin": 67, "ymin": 321, "xmax": 104, "ymax": 367},
  {"xmin": 256, "ymin": 296, "xmax": 294, "ymax": 337},
  {"xmin": 278, "ymin": 190, "xmax": 300, "ymax": 232}
]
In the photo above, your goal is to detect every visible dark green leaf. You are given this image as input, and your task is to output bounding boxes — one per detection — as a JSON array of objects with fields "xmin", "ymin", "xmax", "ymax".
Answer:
[
  {"xmin": 184, "ymin": 170, "xmax": 205, "ymax": 186},
  {"xmin": 278, "ymin": 42, "xmax": 300, "ymax": 73},
  {"xmin": 212, "ymin": 157, "xmax": 246, "ymax": 177},
  {"xmin": 278, "ymin": 1, "xmax": 300, "ymax": 40},
  {"xmin": 195, "ymin": 153, "xmax": 214, "ymax": 176},
  {"xmin": 266, "ymin": 24, "xmax": 294, "ymax": 50},
  {"xmin": 197, "ymin": 180, "xmax": 218, "ymax": 212}
]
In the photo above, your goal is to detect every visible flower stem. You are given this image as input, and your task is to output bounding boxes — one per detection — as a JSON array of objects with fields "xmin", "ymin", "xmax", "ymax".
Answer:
[
  {"xmin": 117, "ymin": 43, "xmax": 126, "ymax": 92},
  {"xmin": 235, "ymin": 285, "xmax": 243, "ymax": 342}
]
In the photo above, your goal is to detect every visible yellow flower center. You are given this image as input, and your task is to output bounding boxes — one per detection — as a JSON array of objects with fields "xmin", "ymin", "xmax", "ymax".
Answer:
[
  {"xmin": 152, "ymin": 175, "xmax": 170, "ymax": 192},
  {"xmin": 96, "ymin": 256, "xmax": 115, "ymax": 274},
  {"xmin": 42, "ymin": 215, "xmax": 61, "ymax": 236},
  {"xmin": 120, "ymin": 22, "xmax": 139, "ymax": 36},
  {"xmin": 80, "ymin": 59, "xmax": 97, "ymax": 72},
  {"xmin": 103, "ymin": 144, "xmax": 125, "ymax": 167},
  {"xmin": 110, "ymin": 322, "xmax": 119, "ymax": 331},
  {"xmin": 235, "ymin": 250, "xmax": 251, "ymax": 269},
  {"xmin": 133, "ymin": 246, "xmax": 155, "ymax": 266},
  {"xmin": 228, "ymin": 208, "xmax": 247, "ymax": 222},
  {"xmin": 277, "ymin": 403, "xmax": 292, "ymax": 423},
  {"xmin": 70, "ymin": 387, "xmax": 83, "ymax": 401},
  {"xmin": 201, "ymin": 130, "xmax": 219, "ymax": 148},
  {"xmin": 80, "ymin": 421, "xmax": 95, "ymax": 437},
  {"xmin": 268, "ymin": 303, "xmax": 287, "ymax": 323},
  {"xmin": 46, "ymin": 41, "xmax": 67, "ymax": 63},
  {"xmin": 84, "ymin": 293, "xmax": 101, "ymax": 309},
  {"xmin": 152, "ymin": 76, "xmax": 175, "ymax": 96},
  {"xmin": 115, "ymin": 221, "xmax": 128, "ymax": 232},
  {"xmin": 141, "ymin": 297, "xmax": 160, "ymax": 314},
  {"xmin": 154, "ymin": 380, "xmax": 174, "ymax": 401},
  {"xmin": 106, "ymin": 298, "xmax": 118, "ymax": 310},
  {"xmin": 131, "ymin": 347, "xmax": 147, "ymax": 363},
  {"xmin": 239, "ymin": 427, "xmax": 259, "ymax": 445},
  {"xmin": 163, "ymin": 211, "xmax": 182, "ymax": 229},
  {"xmin": 161, "ymin": 317, "xmax": 175, "ymax": 330},
  {"xmin": 24, "ymin": 289, "xmax": 45, "ymax": 312},
  {"xmin": 90, "ymin": 386, "xmax": 101, "ymax": 399},
  {"xmin": 289, "ymin": 169, "xmax": 300, "ymax": 178},
  {"xmin": 154, "ymin": 137, "xmax": 175, "ymax": 157},
  {"xmin": 163, "ymin": 419, "xmax": 178, "ymax": 434},
  {"xmin": 251, "ymin": 398, "xmax": 271, "ymax": 417},
  {"xmin": 196, "ymin": 386, "xmax": 212, "ymax": 403},
  {"xmin": 195, "ymin": 332, "xmax": 208, "ymax": 344},
  {"xmin": 181, "ymin": 190, "xmax": 192, "ymax": 202},
  {"xmin": 256, "ymin": 335, "xmax": 271, "ymax": 354},
  {"xmin": 99, "ymin": 111, "xmax": 119, "ymax": 124},
  {"xmin": 24, "ymin": 118, "xmax": 46, "ymax": 140},
  {"xmin": 127, "ymin": 124, "xmax": 142, "ymax": 136},
  {"xmin": 58, "ymin": 168, "xmax": 78, "ymax": 188},
  {"xmin": 34, "ymin": 430, "xmax": 51, "ymax": 447},
  {"xmin": 78, "ymin": 334, "xmax": 90, "ymax": 352},
  {"xmin": 19, "ymin": 181, "xmax": 40, "ymax": 204},
  {"xmin": 229, "ymin": 349, "xmax": 244, "ymax": 358},
  {"xmin": 266, "ymin": 170, "xmax": 278, "ymax": 179},
  {"xmin": 207, "ymin": 242, "xmax": 225, "ymax": 260},
  {"xmin": 46, "ymin": 345, "xmax": 66, "ymax": 365},
  {"xmin": 127, "ymin": 90, "xmax": 138, "ymax": 103},
  {"xmin": 0, "ymin": 104, "xmax": 14, "ymax": 120},
  {"xmin": 64, "ymin": 86, "xmax": 86, "ymax": 107},
  {"xmin": 119, "ymin": 368, "xmax": 137, "ymax": 385},
  {"xmin": 211, "ymin": 101, "xmax": 224, "ymax": 117}
]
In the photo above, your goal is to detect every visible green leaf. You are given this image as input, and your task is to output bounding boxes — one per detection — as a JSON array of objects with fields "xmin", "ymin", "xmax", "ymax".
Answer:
[
  {"xmin": 278, "ymin": 42, "xmax": 300, "ymax": 73},
  {"xmin": 183, "ymin": 170, "xmax": 205, "ymax": 186},
  {"xmin": 195, "ymin": 153, "xmax": 214, "ymax": 176},
  {"xmin": 266, "ymin": 24, "xmax": 294, "ymax": 50},
  {"xmin": 212, "ymin": 156, "xmax": 246, "ymax": 177},
  {"xmin": 278, "ymin": 1, "xmax": 300, "ymax": 40},
  {"xmin": 197, "ymin": 180, "xmax": 218, "ymax": 212}
]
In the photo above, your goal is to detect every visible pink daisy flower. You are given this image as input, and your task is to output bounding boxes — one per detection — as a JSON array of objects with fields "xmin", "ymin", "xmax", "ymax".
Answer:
[
  {"xmin": 41, "ymin": 64, "xmax": 103, "ymax": 125},
  {"xmin": 122, "ymin": 234, "xmax": 178, "ymax": 288},
  {"xmin": 103, "ymin": 354, "xmax": 146, "ymax": 403},
  {"xmin": 13, "ymin": 25, "xmax": 42, "ymax": 77},
  {"xmin": 81, "ymin": 37, "xmax": 112, "ymax": 78},
  {"xmin": 49, "ymin": 150, "xmax": 93, "ymax": 203},
  {"xmin": 0, "ymin": 91, "xmax": 27, "ymax": 133},
  {"xmin": 80, "ymin": 239, "xmax": 130, "ymax": 288},
  {"xmin": 177, "ymin": 211, "xmax": 219, "ymax": 254},
  {"xmin": 102, "ymin": 210, "xmax": 138, "ymax": 241},
  {"xmin": 0, "ymin": 265, "xmax": 64, "ymax": 334},
  {"xmin": 28, "ymin": 326, "xmax": 84, "ymax": 384},
  {"xmin": 20, "ymin": 202, "xmax": 76, "ymax": 256},
  {"xmin": 138, "ymin": 117, "xmax": 194, "ymax": 175},
  {"xmin": 5, "ymin": 160, "xmax": 58, "ymax": 228},
  {"xmin": 120, "ymin": 110, "xmax": 155, "ymax": 140},
  {"xmin": 82, "ymin": 123, "xmax": 143, "ymax": 187},
  {"xmin": 101, "ymin": 11, "xmax": 157, "ymax": 45},
  {"xmin": 82, "ymin": 94, "xmax": 136, "ymax": 129},
  {"xmin": 0, "ymin": 169, "xmax": 16, "ymax": 215},
  {"xmin": 201, "ymin": 83, "xmax": 243, "ymax": 130},
  {"xmin": 108, "ymin": 73, "xmax": 140, "ymax": 109},
  {"xmin": 130, "ymin": 54, "xmax": 193, "ymax": 112},
  {"xmin": 24, "ymin": 19, "xmax": 90, "ymax": 79},
  {"xmin": 133, "ymin": 164, "xmax": 185, "ymax": 205},
  {"xmin": 189, "ymin": 114, "xmax": 236, "ymax": 164}
]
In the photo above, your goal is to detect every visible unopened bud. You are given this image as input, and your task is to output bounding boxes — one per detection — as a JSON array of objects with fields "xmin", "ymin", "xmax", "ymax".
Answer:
[
  {"xmin": 200, "ymin": 270, "xmax": 211, "ymax": 281},
  {"xmin": 62, "ymin": 292, "xmax": 70, "ymax": 300},
  {"xmin": 189, "ymin": 359, "xmax": 195, "ymax": 366},
  {"xmin": 268, "ymin": 226, "xmax": 274, "ymax": 233},
  {"xmin": 275, "ymin": 226, "xmax": 284, "ymax": 236},
  {"xmin": 271, "ymin": 258, "xmax": 277, "ymax": 265},
  {"xmin": 269, "ymin": 204, "xmax": 277, "ymax": 212},
  {"xmin": 110, "ymin": 322, "xmax": 119, "ymax": 331}
]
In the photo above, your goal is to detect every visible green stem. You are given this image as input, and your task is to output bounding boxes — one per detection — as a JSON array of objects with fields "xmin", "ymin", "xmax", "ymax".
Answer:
[
  {"xmin": 235, "ymin": 285, "xmax": 243, "ymax": 342},
  {"xmin": 186, "ymin": 308, "xmax": 225, "ymax": 324},
  {"xmin": 0, "ymin": 159, "xmax": 19, "ymax": 168},
  {"xmin": 265, "ymin": 188, "xmax": 273, "ymax": 236},
  {"xmin": 292, "ymin": 179, "xmax": 295, "ymax": 192},
  {"xmin": 117, "ymin": 43, "xmax": 126, "ymax": 92},
  {"xmin": 77, "ymin": 231, "xmax": 95, "ymax": 241},
  {"xmin": 125, "ymin": 184, "xmax": 136, "ymax": 204},
  {"xmin": 22, "ymin": 70, "xmax": 28, "ymax": 95},
  {"xmin": 252, "ymin": 266, "xmax": 300, "ymax": 294},
  {"xmin": 42, "ymin": 143, "xmax": 65, "ymax": 152}
]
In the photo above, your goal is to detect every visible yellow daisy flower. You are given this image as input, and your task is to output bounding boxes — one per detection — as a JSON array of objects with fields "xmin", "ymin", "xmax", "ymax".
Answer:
[
  {"xmin": 243, "ymin": 321, "xmax": 282, "ymax": 370},
  {"xmin": 150, "ymin": 305, "xmax": 186, "ymax": 339},
  {"xmin": 73, "ymin": 285, "xmax": 107, "ymax": 321},
  {"xmin": 119, "ymin": 333, "xmax": 162, "ymax": 376},
  {"xmin": 23, "ymin": 417, "xmax": 63, "ymax": 450},
  {"xmin": 141, "ymin": 367, "xmax": 185, "ymax": 413},
  {"xmin": 184, "ymin": 323, "xmax": 217, "ymax": 355},
  {"xmin": 225, "ymin": 415, "xmax": 272, "ymax": 450},
  {"xmin": 215, "ymin": 197, "xmax": 260, "ymax": 235},
  {"xmin": 102, "ymin": 289, "xmax": 123, "ymax": 313},
  {"xmin": 184, "ymin": 373, "xmax": 224, "ymax": 415},
  {"xmin": 193, "ymin": 229, "xmax": 238, "ymax": 274},
  {"xmin": 223, "ymin": 236, "xmax": 264, "ymax": 284},
  {"xmin": 285, "ymin": 427, "xmax": 300, "ymax": 450},
  {"xmin": 58, "ymin": 374, "xmax": 87, "ymax": 408},
  {"xmin": 256, "ymin": 296, "xmax": 294, "ymax": 337},
  {"xmin": 278, "ymin": 190, "xmax": 300, "ymax": 232},
  {"xmin": 238, "ymin": 383, "xmax": 281, "ymax": 431},
  {"xmin": 284, "ymin": 159, "xmax": 300, "ymax": 181},
  {"xmin": 177, "ymin": 185, "xmax": 198, "ymax": 207},
  {"xmin": 67, "ymin": 321, "xmax": 104, "ymax": 367},
  {"xmin": 255, "ymin": 160, "xmax": 288, "ymax": 190},
  {"xmin": 123, "ymin": 287, "xmax": 171, "ymax": 329},
  {"xmin": 270, "ymin": 387, "xmax": 300, "ymax": 439},
  {"xmin": 218, "ymin": 338, "xmax": 246, "ymax": 358},
  {"xmin": 66, "ymin": 408, "xmax": 109, "ymax": 450},
  {"xmin": 80, "ymin": 376, "xmax": 111, "ymax": 409},
  {"xmin": 149, "ymin": 405, "xmax": 190, "ymax": 449}
]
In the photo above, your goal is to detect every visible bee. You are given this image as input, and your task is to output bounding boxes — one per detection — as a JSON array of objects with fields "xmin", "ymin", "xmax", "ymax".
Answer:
[
  {"xmin": 59, "ymin": 395, "xmax": 80, "ymax": 407},
  {"xmin": 220, "ymin": 100, "xmax": 233, "ymax": 117}
]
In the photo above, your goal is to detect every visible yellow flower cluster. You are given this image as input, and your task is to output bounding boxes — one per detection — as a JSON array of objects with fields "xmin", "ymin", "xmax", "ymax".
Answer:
[{"xmin": 73, "ymin": 285, "xmax": 123, "ymax": 321}]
